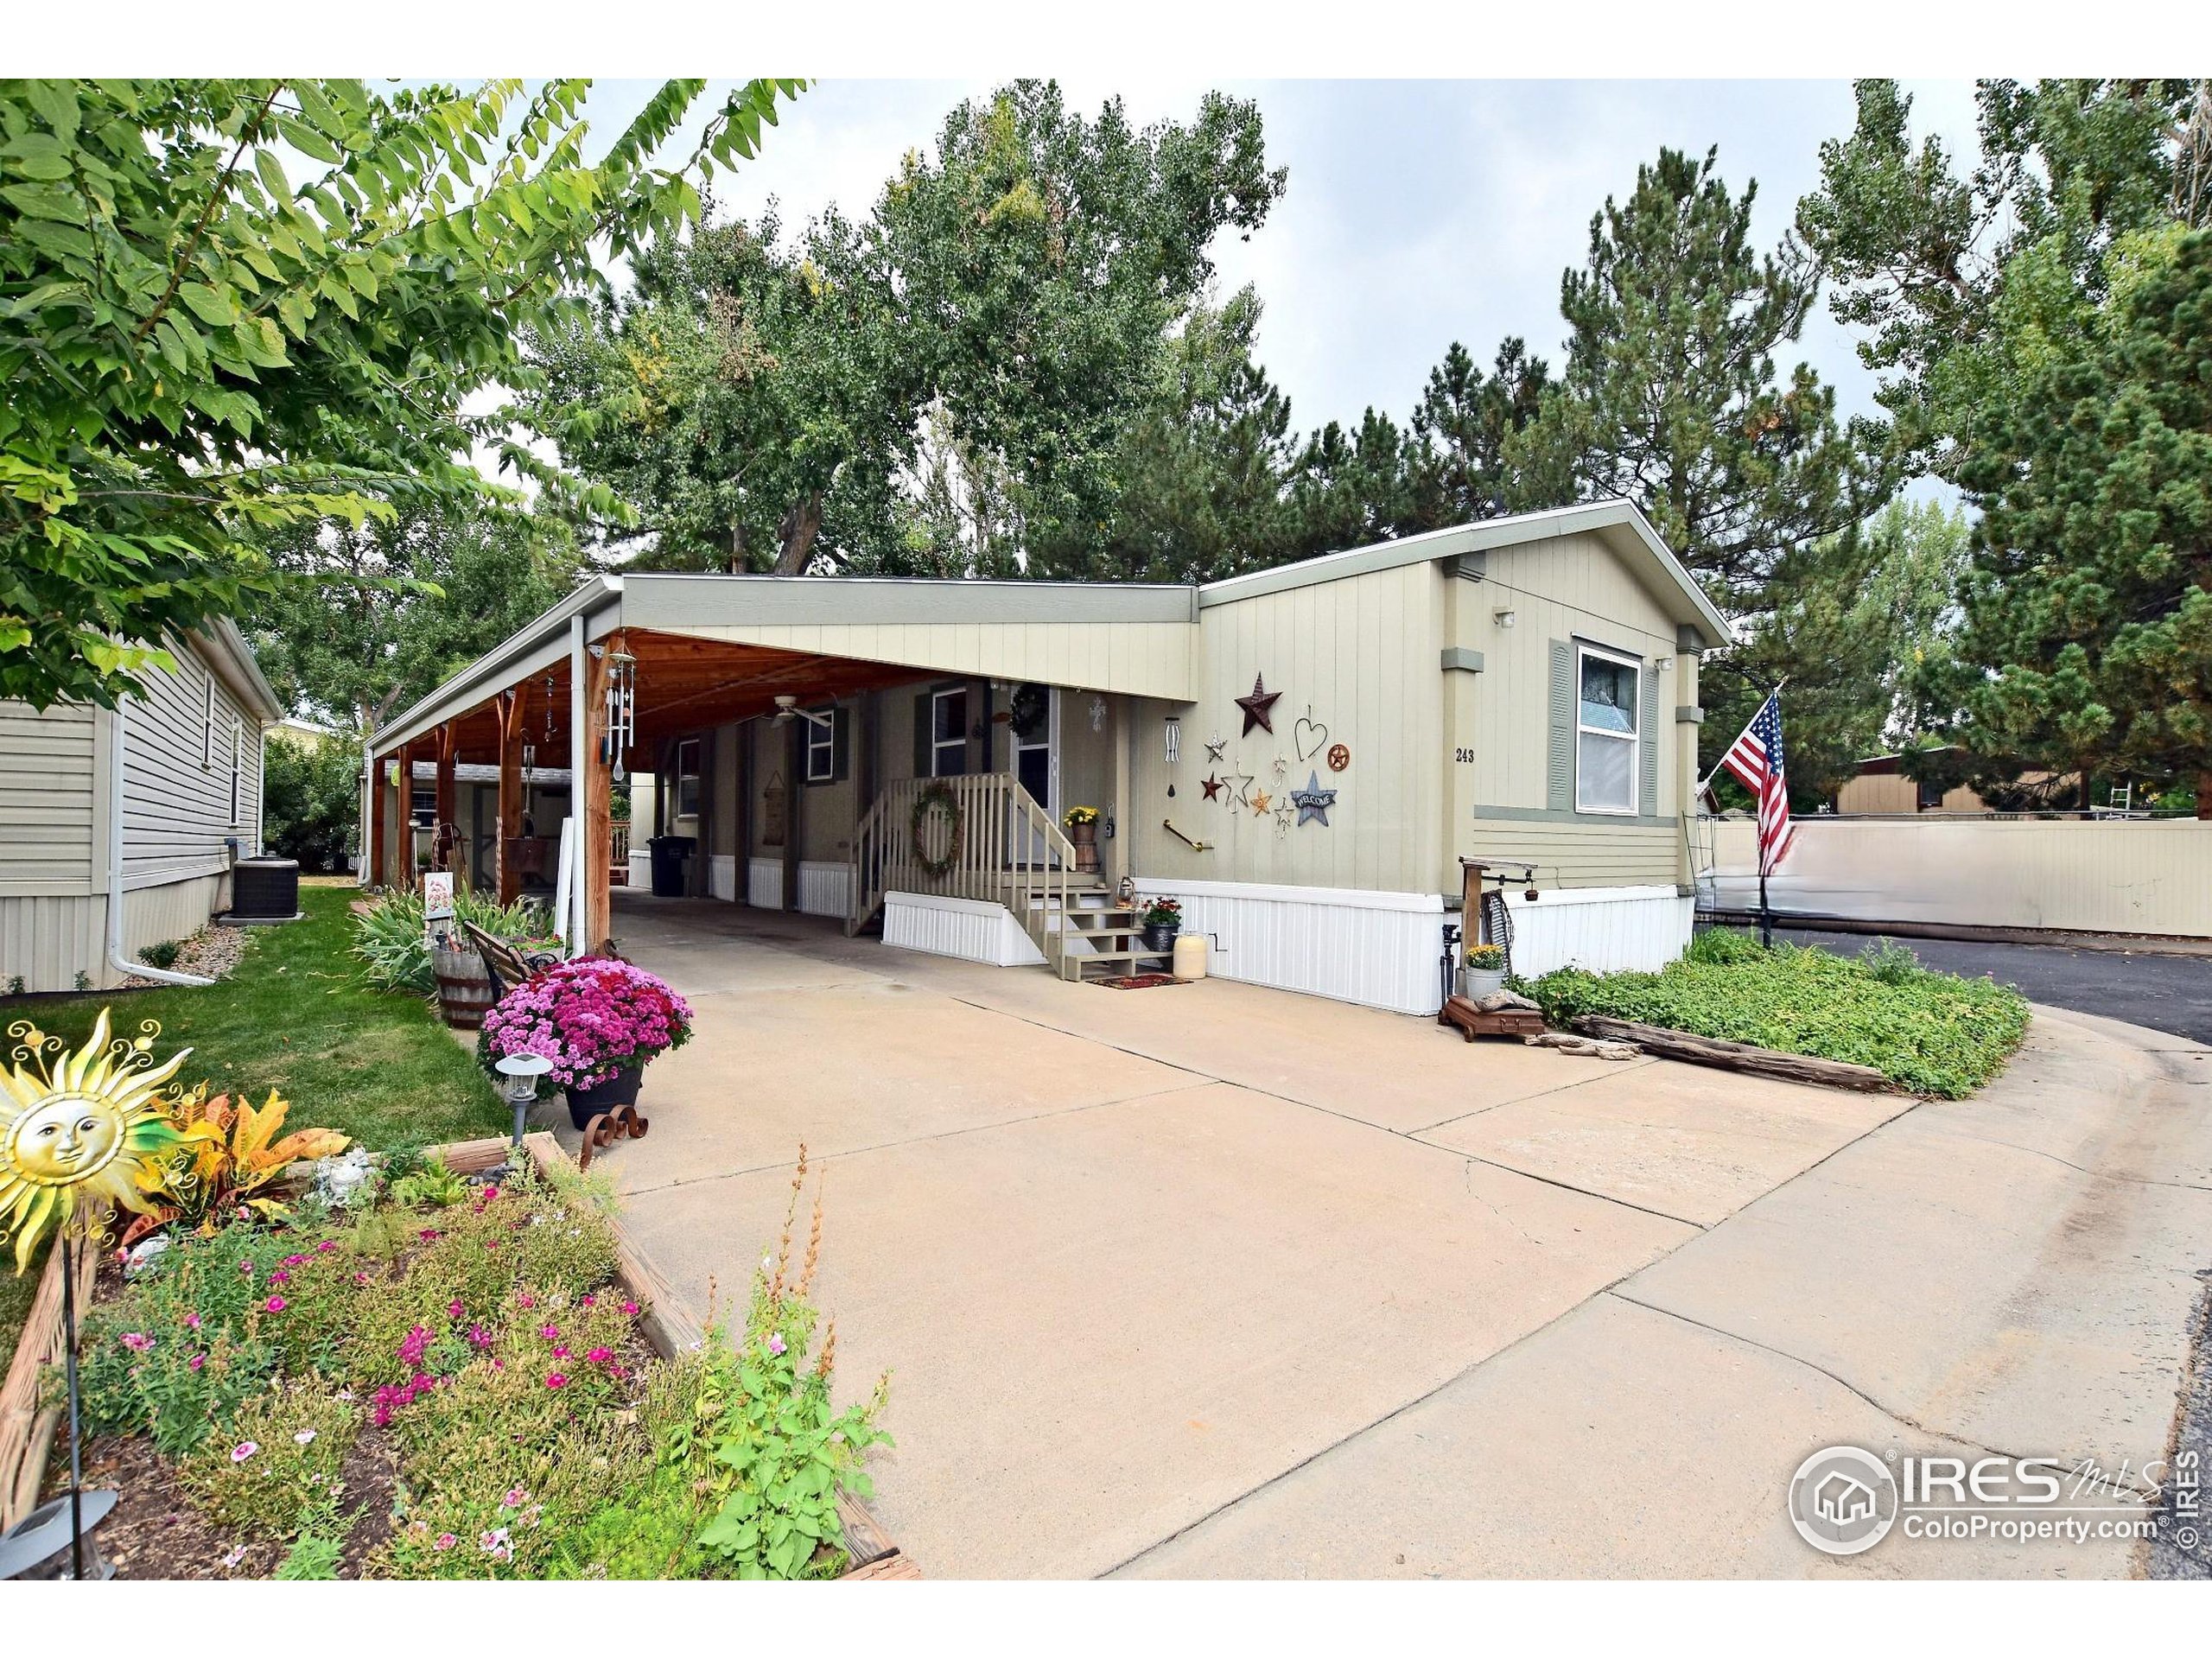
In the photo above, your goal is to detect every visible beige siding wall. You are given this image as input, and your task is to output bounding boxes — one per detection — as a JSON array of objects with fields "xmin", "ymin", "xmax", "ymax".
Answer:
[
  {"xmin": 0, "ymin": 699, "xmax": 99, "ymax": 897},
  {"xmin": 1451, "ymin": 532, "xmax": 1693, "ymax": 891},
  {"xmin": 1834, "ymin": 773, "xmax": 1989, "ymax": 815},
  {"xmin": 1127, "ymin": 561, "xmax": 1448, "ymax": 894},
  {"xmin": 671, "ymin": 620, "xmax": 1195, "ymax": 701},
  {"xmin": 121, "ymin": 641, "xmax": 264, "ymax": 887}
]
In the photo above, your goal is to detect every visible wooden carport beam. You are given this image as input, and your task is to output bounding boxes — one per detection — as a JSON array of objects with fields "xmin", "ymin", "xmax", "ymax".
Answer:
[
  {"xmin": 495, "ymin": 688, "xmax": 523, "ymax": 905},
  {"xmin": 369, "ymin": 749, "xmax": 391, "ymax": 891}
]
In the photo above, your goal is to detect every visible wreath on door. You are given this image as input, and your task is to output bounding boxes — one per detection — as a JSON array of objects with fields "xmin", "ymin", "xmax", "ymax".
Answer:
[{"xmin": 910, "ymin": 779, "xmax": 963, "ymax": 880}]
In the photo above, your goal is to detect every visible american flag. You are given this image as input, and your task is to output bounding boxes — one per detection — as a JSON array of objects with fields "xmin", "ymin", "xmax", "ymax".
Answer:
[{"xmin": 1719, "ymin": 691, "xmax": 1796, "ymax": 875}]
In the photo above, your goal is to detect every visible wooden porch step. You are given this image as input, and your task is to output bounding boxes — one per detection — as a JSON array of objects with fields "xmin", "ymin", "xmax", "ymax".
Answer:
[{"xmin": 1065, "ymin": 947, "xmax": 1173, "ymax": 964}]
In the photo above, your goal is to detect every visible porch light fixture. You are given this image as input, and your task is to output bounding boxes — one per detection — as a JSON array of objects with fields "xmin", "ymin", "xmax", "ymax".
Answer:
[
  {"xmin": 1493, "ymin": 607, "xmax": 1517, "ymax": 629},
  {"xmin": 1163, "ymin": 717, "xmax": 1181, "ymax": 765},
  {"xmin": 493, "ymin": 1053, "xmax": 553, "ymax": 1154}
]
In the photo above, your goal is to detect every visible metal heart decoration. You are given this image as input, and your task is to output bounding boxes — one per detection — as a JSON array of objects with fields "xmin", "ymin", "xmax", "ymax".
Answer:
[{"xmin": 1294, "ymin": 709, "xmax": 1330, "ymax": 762}]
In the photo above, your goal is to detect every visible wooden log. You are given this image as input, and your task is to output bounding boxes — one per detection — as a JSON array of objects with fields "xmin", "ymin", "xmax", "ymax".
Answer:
[
  {"xmin": 0, "ymin": 1234, "xmax": 99, "ymax": 1532},
  {"xmin": 1570, "ymin": 1016, "xmax": 1892, "ymax": 1092}
]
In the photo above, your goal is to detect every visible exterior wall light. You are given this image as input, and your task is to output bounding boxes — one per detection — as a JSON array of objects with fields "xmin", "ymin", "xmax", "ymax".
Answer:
[{"xmin": 1493, "ymin": 607, "xmax": 1517, "ymax": 629}]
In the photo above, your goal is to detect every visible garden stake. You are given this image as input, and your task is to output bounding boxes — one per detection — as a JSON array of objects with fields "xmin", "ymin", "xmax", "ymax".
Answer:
[{"xmin": 60, "ymin": 1228, "xmax": 81, "ymax": 1580}]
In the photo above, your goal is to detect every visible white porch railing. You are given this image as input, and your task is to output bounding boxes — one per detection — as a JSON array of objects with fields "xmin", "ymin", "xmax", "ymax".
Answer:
[{"xmin": 849, "ymin": 772, "xmax": 1082, "ymax": 965}]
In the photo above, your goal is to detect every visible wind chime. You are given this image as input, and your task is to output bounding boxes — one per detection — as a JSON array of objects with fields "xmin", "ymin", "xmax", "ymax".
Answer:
[
  {"xmin": 602, "ymin": 643, "xmax": 637, "ymax": 783},
  {"xmin": 523, "ymin": 671, "xmax": 555, "ymax": 772}
]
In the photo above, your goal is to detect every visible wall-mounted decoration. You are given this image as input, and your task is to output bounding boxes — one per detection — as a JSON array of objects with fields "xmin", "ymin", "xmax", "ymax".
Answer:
[
  {"xmin": 1224, "ymin": 767, "xmax": 1255, "ymax": 807},
  {"xmin": 1327, "ymin": 742, "xmax": 1351, "ymax": 773},
  {"xmin": 761, "ymin": 770, "xmax": 787, "ymax": 848},
  {"xmin": 1200, "ymin": 773, "xmax": 1225, "ymax": 803},
  {"xmin": 1089, "ymin": 696, "xmax": 1108, "ymax": 734},
  {"xmin": 909, "ymin": 779, "xmax": 965, "ymax": 880},
  {"xmin": 1273, "ymin": 800, "xmax": 1295, "ymax": 839},
  {"xmin": 1292, "ymin": 771, "xmax": 1338, "ymax": 828},
  {"xmin": 1163, "ymin": 717, "xmax": 1181, "ymax": 765},
  {"xmin": 1294, "ymin": 709, "xmax": 1330, "ymax": 762},
  {"xmin": 1271, "ymin": 753, "xmax": 1288, "ymax": 781},
  {"xmin": 1205, "ymin": 734, "xmax": 1227, "ymax": 763},
  {"xmin": 1250, "ymin": 788, "xmax": 1272, "ymax": 816},
  {"xmin": 1236, "ymin": 674, "xmax": 1281, "ymax": 736}
]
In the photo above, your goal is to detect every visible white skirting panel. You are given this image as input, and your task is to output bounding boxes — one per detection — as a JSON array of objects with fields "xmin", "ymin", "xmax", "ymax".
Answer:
[
  {"xmin": 747, "ymin": 857, "xmax": 780, "ymax": 909},
  {"xmin": 1501, "ymin": 884, "xmax": 1692, "ymax": 977},
  {"xmin": 742, "ymin": 858, "xmax": 850, "ymax": 918},
  {"xmin": 1132, "ymin": 875, "xmax": 1446, "ymax": 1015},
  {"xmin": 708, "ymin": 855, "xmax": 737, "ymax": 903},
  {"xmin": 0, "ymin": 872, "xmax": 230, "ymax": 993},
  {"xmin": 627, "ymin": 850, "xmax": 652, "ymax": 890},
  {"xmin": 882, "ymin": 891, "xmax": 1045, "ymax": 968}
]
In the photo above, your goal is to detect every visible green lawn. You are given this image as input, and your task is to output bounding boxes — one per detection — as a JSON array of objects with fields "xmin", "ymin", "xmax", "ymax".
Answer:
[
  {"xmin": 1, "ymin": 885, "xmax": 505, "ymax": 1153},
  {"xmin": 1525, "ymin": 930, "xmax": 2031, "ymax": 1098}
]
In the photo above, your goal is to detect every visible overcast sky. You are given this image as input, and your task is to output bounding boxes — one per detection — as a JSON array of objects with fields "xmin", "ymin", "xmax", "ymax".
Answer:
[{"xmin": 590, "ymin": 78, "xmax": 1984, "ymax": 439}]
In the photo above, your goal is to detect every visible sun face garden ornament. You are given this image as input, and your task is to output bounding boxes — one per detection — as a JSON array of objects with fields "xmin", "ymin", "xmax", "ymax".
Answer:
[{"xmin": 0, "ymin": 1010, "xmax": 196, "ymax": 1272}]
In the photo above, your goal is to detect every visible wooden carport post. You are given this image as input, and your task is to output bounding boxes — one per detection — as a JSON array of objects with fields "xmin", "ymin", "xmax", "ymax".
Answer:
[
  {"xmin": 494, "ymin": 689, "xmax": 523, "ymax": 905},
  {"xmin": 582, "ymin": 637, "xmax": 614, "ymax": 952},
  {"xmin": 369, "ymin": 749, "xmax": 390, "ymax": 890},
  {"xmin": 434, "ymin": 724, "xmax": 457, "ymax": 873}
]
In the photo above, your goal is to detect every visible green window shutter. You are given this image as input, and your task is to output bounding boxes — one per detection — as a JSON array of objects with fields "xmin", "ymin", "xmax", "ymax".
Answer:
[
  {"xmin": 1547, "ymin": 639, "xmax": 1573, "ymax": 812},
  {"xmin": 912, "ymin": 693, "xmax": 931, "ymax": 779},
  {"xmin": 1638, "ymin": 671, "xmax": 1658, "ymax": 816}
]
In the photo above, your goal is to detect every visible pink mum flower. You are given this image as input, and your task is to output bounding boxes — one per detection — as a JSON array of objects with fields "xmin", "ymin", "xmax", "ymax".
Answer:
[
  {"xmin": 585, "ymin": 1346, "xmax": 613, "ymax": 1365},
  {"xmin": 264, "ymin": 1295, "xmax": 288, "ymax": 1313},
  {"xmin": 544, "ymin": 1372, "xmax": 568, "ymax": 1389},
  {"xmin": 552, "ymin": 1346, "xmax": 570, "ymax": 1359}
]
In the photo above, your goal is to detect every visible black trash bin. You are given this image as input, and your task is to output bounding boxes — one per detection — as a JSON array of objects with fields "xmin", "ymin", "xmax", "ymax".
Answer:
[{"xmin": 647, "ymin": 835, "xmax": 696, "ymax": 897}]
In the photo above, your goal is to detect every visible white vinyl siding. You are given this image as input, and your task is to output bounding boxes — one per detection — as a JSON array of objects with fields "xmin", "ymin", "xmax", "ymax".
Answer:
[
  {"xmin": 0, "ymin": 700, "xmax": 99, "ymax": 897},
  {"xmin": 120, "ymin": 641, "xmax": 262, "ymax": 887}
]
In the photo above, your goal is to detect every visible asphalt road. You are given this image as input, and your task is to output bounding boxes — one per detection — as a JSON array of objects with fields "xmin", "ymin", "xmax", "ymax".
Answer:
[{"xmin": 1767, "ymin": 925, "xmax": 2212, "ymax": 1047}]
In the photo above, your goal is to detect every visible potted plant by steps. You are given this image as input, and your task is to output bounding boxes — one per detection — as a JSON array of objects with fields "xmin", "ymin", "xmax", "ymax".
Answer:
[
  {"xmin": 1460, "ymin": 943, "xmax": 1507, "ymax": 1001},
  {"xmin": 1064, "ymin": 804, "xmax": 1102, "ymax": 874},
  {"xmin": 1140, "ymin": 895, "xmax": 1183, "ymax": 955},
  {"xmin": 478, "ymin": 957, "xmax": 695, "ymax": 1130}
]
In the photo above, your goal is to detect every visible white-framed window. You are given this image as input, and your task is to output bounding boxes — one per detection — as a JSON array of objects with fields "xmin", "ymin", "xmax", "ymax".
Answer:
[
  {"xmin": 674, "ymin": 738, "xmax": 702, "ymax": 819},
  {"xmin": 930, "ymin": 688, "xmax": 968, "ymax": 778},
  {"xmin": 201, "ymin": 674, "xmax": 215, "ymax": 768},
  {"xmin": 229, "ymin": 720, "xmax": 241, "ymax": 826},
  {"xmin": 1574, "ymin": 643, "xmax": 1640, "ymax": 815},
  {"xmin": 804, "ymin": 706, "xmax": 844, "ymax": 785}
]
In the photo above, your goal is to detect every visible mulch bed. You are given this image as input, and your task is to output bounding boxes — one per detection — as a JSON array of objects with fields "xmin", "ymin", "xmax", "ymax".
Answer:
[{"xmin": 114, "ymin": 923, "xmax": 251, "ymax": 990}]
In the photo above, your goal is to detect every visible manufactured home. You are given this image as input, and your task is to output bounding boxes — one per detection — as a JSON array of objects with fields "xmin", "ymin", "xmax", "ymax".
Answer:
[
  {"xmin": 364, "ymin": 501, "xmax": 1727, "ymax": 1015},
  {"xmin": 0, "ymin": 621, "xmax": 281, "ymax": 992}
]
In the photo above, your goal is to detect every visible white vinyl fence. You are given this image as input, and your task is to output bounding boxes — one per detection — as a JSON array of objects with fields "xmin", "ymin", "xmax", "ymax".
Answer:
[{"xmin": 1702, "ymin": 817, "xmax": 2212, "ymax": 939}]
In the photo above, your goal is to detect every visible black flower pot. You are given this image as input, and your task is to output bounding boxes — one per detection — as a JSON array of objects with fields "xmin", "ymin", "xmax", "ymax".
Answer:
[
  {"xmin": 1142, "ymin": 923, "xmax": 1177, "ymax": 954},
  {"xmin": 566, "ymin": 1063, "xmax": 644, "ymax": 1130}
]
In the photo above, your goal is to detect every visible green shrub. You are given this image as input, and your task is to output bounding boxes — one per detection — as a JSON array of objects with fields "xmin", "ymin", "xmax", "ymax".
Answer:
[
  {"xmin": 1529, "ymin": 942, "xmax": 2030, "ymax": 1098},
  {"xmin": 1685, "ymin": 925, "xmax": 1763, "ymax": 965},
  {"xmin": 139, "ymin": 938, "xmax": 184, "ymax": 971}
]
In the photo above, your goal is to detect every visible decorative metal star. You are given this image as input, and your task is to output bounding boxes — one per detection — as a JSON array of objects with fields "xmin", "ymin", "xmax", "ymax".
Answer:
[
  {"xmin": 1205, "ymin": 734, "xmax": 1228, "ymax": 763},
  {"xmin": 1235, "ymin": 674, "xmax": 1281, "ymax": 736},
  {"xmin": 1271, "ymin": 753, "xmax": 1288, "ymax": 781},
  {"xmin": 1249, "ymin": 788, "xmax": 1271, "ymax": 816},
  {"xmin": 1273, "ymin": 801, "xmax": 1295, "ymax": 838},
  {"xmin": 1291, "ymin": 770, "xmax": 1338, "ymax": 828},
  {"xmin": 1200, "ymin": 772, "xmax": 1225, "ymax": 803},
  {"xmin": 1224, "ymin": 767, "xmax": 1255, "ymax": 806}
]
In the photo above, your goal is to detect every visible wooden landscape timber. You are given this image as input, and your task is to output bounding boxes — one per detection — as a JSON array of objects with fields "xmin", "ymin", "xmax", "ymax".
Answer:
[{"xmin": 1569, "ymin": 1015, "xmax": 1893, "ymax": 1092}]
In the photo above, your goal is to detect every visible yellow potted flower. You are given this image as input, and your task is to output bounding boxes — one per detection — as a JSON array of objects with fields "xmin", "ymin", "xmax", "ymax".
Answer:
[{"xmin": 1063, "ymin": 805, "xmax": 1102, "ymax": 874}]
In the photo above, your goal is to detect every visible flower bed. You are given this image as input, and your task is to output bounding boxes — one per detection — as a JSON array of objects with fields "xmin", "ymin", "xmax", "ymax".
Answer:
[{"xmin": 22, "ymin": 1139, "xmax": 898, "ymax": 1580}]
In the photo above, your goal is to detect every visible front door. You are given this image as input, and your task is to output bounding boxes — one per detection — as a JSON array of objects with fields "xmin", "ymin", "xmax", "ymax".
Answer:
[{"xmin": 1009, "ymin": 682, "xmax": 1058, "ymax": 865}]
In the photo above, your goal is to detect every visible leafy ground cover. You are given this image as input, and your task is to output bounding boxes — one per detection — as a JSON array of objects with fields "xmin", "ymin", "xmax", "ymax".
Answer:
[
  {"xmin": 1526, "ymin": 929, "xmax": 2031, "ymax": 1097},
  {"xmin": 0, "ymin": 885, "xmax": 505, "ymax": 1153},
  {"xmin": 60, "ymin": 1153, "xmax": 887, "ymax": 1580}
]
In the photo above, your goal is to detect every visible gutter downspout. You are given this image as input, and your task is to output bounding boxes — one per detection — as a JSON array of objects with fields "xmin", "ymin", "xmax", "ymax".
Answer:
[{"xmin": 108, "ymin": 702, "xmax": 215, "ymax": 988}]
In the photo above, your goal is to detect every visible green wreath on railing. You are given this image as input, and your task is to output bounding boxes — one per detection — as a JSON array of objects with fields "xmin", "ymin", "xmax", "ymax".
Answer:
[{"xmin": 910, "ymin": 779, "xmax": 963, "ymax": 880}]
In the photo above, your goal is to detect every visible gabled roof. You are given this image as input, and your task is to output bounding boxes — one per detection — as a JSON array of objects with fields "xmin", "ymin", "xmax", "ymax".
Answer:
[{"xmin": 1194, "ymin": 499, "xmax": 1732, "ymax": 648}]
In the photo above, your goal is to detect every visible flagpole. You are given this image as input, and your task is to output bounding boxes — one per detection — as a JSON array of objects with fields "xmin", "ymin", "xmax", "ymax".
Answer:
[{"xmin": 1758, "ymin": 678, "xmax": 1788, "ymax": 950}]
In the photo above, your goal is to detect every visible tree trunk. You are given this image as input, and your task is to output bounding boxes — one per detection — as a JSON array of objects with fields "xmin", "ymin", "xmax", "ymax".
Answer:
[
  {"xmin": 728, "ymin": 522, "xmax": 747, "ymax": 575},
  {"xmin": 772, "ymin": 494, "xmax": 823, "ymax": 576},
  {"xmin": 2197, "ymin": 769, "xmax": 2212, "ymax": 821}
]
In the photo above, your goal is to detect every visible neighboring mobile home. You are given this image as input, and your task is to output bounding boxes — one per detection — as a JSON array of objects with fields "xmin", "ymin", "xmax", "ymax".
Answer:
[
  {"xmin": 0, "ymin": 621, "xmax": 281, "ymax": 991},
  {"xmin": 365, "ymin": 501, "xmax": 1727, "ymax": 1015}
]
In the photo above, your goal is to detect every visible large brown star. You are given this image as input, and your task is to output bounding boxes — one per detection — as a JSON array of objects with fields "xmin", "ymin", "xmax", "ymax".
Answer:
[
  {"xmin": 1200, "ymin": 772, "xmax": 1225, "ymax": 803},
  {"xmin": 1236, "ymin": 673, "xmax": 1281, "ymax": 736}
]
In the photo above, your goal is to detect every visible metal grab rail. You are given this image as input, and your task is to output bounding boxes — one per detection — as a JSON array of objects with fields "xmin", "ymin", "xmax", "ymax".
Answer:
[{"xmin": 847, "ymin": 772, "xmax": 1082, "ymax": 969}]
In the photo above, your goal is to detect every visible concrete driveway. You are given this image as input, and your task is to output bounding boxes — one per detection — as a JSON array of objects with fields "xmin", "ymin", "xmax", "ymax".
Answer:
[{"xmin": 578, "ymin": 895, "xmax": 2212, "ymax": 1579}]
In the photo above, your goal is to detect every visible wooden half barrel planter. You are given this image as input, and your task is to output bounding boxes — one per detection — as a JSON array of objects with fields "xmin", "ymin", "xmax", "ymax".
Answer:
[
  {"xmin": 0, "ymin": 1132, "xmax": 916, "ymax": 1580},
  {"xmin": 430, "ymin": 940, "xmax": 495, "ymax": 1030}
]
